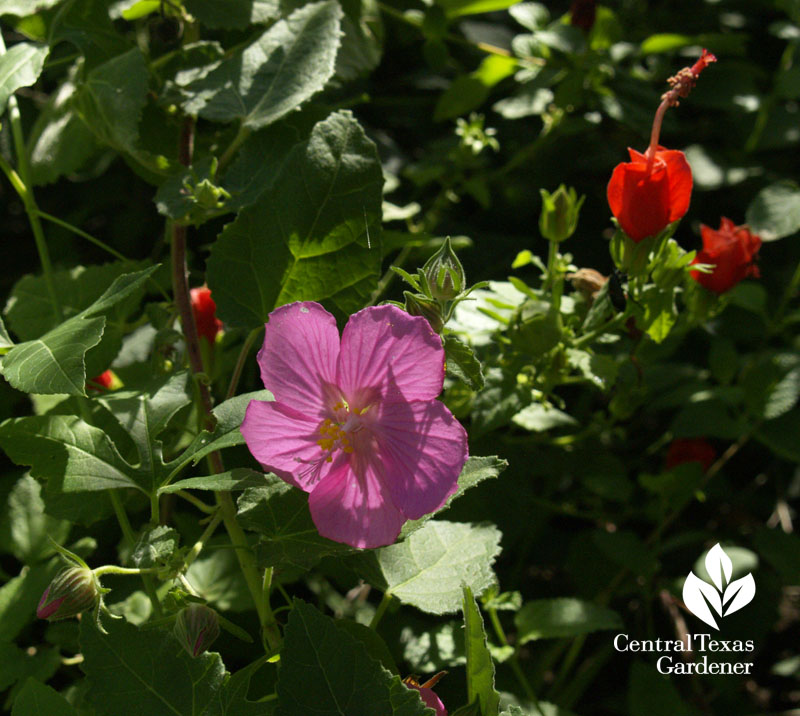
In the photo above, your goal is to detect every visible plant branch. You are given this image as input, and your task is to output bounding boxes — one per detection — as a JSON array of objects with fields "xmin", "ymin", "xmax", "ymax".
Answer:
[{"xmin": 226, "ymin": 327, "xmax": 262, "ymax": 400}]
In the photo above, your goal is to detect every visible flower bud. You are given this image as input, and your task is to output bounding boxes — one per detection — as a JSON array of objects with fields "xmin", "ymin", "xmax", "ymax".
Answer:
[
  {"xmin": 190, "ymin": 286, "xmax": 223, "ymax": 344},
  {"xmin": 174, "ymin": 604, "xmax": 220, "ymax": 658},
  {"xmin": 422, "ymin": 238, "xmax": 466, "ymax": 301},
  {"xmin": 37, "ymin": 567, "xmax": 99, "ymax": 621},
  {"xmin": 404, "ymin": 292, "xmax": 444, "ymax": 333},
  {"xmin": 539, "ymin": 185, "xmax": 584, "ymax": 243}
]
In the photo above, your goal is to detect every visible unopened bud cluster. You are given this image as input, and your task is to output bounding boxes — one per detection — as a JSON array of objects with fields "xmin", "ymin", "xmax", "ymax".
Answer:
[
  {"xmin": 539, "ymin": 185, "xmax": 584, "ymax": 243},
  {"xmin": 174, "ymin": 604, "xmax": 220, "ymax": 657}
]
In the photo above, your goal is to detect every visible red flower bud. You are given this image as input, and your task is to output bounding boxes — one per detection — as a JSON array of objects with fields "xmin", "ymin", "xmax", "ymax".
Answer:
[
  {"xmin": 87, "ymin": 369, "xmax": 118, "ymax": 392},
  {"xmin": 190, "ymin": 287, "xmax": 222, "ymax": 344},
  {"xmin": 37, "ymin": 566, "xmax": 99, "ymax": 621},
  {"xmin": 690, "ymin": 218, "xmax": 761, "ymax": 294},
  {"xmin": 607, "ymin": 146, "xmax": 692, "ymax": 242},
  {"xmin": 665, "ymin": 438, "xmax": 716, "ymax": 473},
  {"xmin": 174, "ymin": 604, "xmax": 220, "ymax": 657}
]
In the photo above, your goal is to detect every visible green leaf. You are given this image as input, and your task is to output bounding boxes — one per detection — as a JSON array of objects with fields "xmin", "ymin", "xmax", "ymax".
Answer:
[
  {"xmin": 0, "ymin": 0, "xmax": 63, "ymax": 16},
  {"xmin": 182, "ymin": 1, "xmax": 342, "ymax": 130},
  {"xmin": 515, "ymin": 598, "xmax": 622, "ymax": 642},
  {"xmin": 169, "ymin": 390, "xmax": 273, "ymax": 474},
  {"xmin": 0, "ymin": 414, "xmax": 138, "ymax": 493},
  {"xmin": 436, "ymin": 0, "xmax": 518, "ymax": 19},
  {"xmin": 5, "ymin": 261, "xmax": 148, "ymax": 341},
  {"xmin": 1, "ymin": 266, "xmax": 158, "ymax": 396},
  {"xmin": 97, "ymin": 372, "xmax": 192, "ymax": 491},
  {"xmin": 434, "ymin": 55, "xmax": 517, "ymax": 121},
  {"xmin": 275, "ymin": 600, "xmax": 429, "ymax": 716},
  {"xmin": 159, "ymin": 469, "xmax": 268, "ymax": 495},
  {"xmin": 49, "ymin": 0, "xmax": 132, "ymax": 69},
  {"xmin": 401, "ymin": 455, "xmax": 507, "ymax": 537},
  {"xmin": 628, "ymin": 662, "xmax": 689, "ymax": 716},
  {"xmin": 359, "ymin": 520, "xmax": 502, "ymax": 615},
  {"xmin": 205, "ymin": 662, "xmax": 276, "ymax": 716},
  {"xmin": 185, "ymin": 548, "xmax": 252, "ymax": 612},
  {"xmin": 0, "ymin": 315, "xmax": 12, "ymax": 353},
  {"xmin": 237, "ymin": 477, "xmax": 352, "ymax": 572},
  {"xmin": 0, "ymin": 42, "xmax": 48, "ymax": 114},
  {"xmin": 335, "ymin": 620, "xmax": 399, "ymax": 675},
  {"xmin": 27, "ymin": 76, "xmax": 101, "ymax": 186},
  {"xmin": 12, "ymin": 678, "xmax": 77, "ymax": 716},
  {"xmin": 746, "ymin": 181, "xmax": 800, "ymax": 241},
  {"xmin": 4, "ymin": 475, "xmax": 70, "ymax": 564},
  {"xmin": 74, "ymin": 48, "xmax": 149, "ymax": 153},
  {"xmin": 132, "ymin": 525, "xmax": 180, "ymax": 569},
  {"xmin": 80, "ymin": 617, "xmax": 225, "ymax": 716},
  {"xmin": 755, "ymin": 407, "xmax": 800, "ymax": 462},
  {"xmin": 444, "ymin": 334, "xmax": 485, "ymax": 390},
  {"xmin": 462, "ymin": 586, "xmax": 501, "ymax": 716},
  {"xmin": 0, "ymin": 560, "xmax": 60, "ymax": 642},
  {"xmin": 184, "ymin": 0, "xmax": 279, "ymax": 29},
  {"xmin": 400, "ymin": 620, "xmax": 466, "ymax": 672},
  {"xmin": 511, "ymin": 403, "xmax": 577, "ymax": 432},
  {"xmin": 207, "ymin": 110, "xmax": 382, "ymax": 328},
  {"xmin": 753, "ymin": 527, "xmax": 800, "ymax": 583}
]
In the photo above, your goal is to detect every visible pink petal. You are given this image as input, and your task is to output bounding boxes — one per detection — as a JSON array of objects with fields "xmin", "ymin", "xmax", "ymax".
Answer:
[
  {"xmin": 308, "ymin": 455, "xmax": 406, "ymax": 549},
  {"xmin": 337, "ymin": 305, "xmax": 445, "ymax": 405},
  {"xmin": 374, "ymin": 400, "xmax": 467, "ymax": 520},
  {"xmin": 257, "ymin": 302, "xmax": 340, "ymax": 418},
  {"xmin": 241, "ymin": 400, "xmax": 336, "ymax": 491},
  {"xmin": 411, "ymin": 686, "xmax": 447, "ymax": 716}
]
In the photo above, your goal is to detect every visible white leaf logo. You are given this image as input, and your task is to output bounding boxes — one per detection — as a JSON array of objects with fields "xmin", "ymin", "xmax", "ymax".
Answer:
[{"xmin": 682, "ymin": 543, "xmax": 756, "ymax": 630}]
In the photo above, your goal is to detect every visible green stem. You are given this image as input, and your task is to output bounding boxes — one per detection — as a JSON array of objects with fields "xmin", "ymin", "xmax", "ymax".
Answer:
[
  {"xmin": 218, "ymin": 124, "xmax": 252, "ymax": 172},
  {"xmin": 151, "ymin": 492, "xmax": 161, "ymax": 524},
  {"xmin": 369, "ymin": 246, "xmax": 412, "ymax": 306},
  {"xmin": 185, "ymin": 509, "xmax": 224, "ymax": 569},
  {"xmin": 368, "ymin": 592, "xmax": 393, "ymax": 629},
  {"xmin": 572, "ymin": 313, "xmax": 626, "ymax": 349},
  {"xmin": 489, "ymin": 608, "xmax": 541, "ymax": 710},
  {"xmin": 0, "ymin": 34, "xmax": 61, "ymax": 322},
  {"xmin": 226, "ymin": 327, "xmax": 262, "ymax": 400},
  {"xmin": 94, "ymin": 565, "xmax": 161, "ymax": 577},
  {"xmin": 175, "ymin": 489, "xmax": 217, "ymax": 513},
  {"xmin": 108, "ymin": 491, "xmax": 163, "ymax": 617},
  {"xmin": 770, "ymin": 257, "xmax": 800, "ymax": 334},
  {"xmin": 35, "ymin": 210, "xmax": 129, "ymax": 261}
]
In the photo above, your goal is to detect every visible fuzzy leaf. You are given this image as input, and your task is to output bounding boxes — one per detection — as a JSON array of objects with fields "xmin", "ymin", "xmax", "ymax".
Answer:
[
  {"xmin": 515, "ymin": 598, "xmax": 622, "ymax": 642},
  {"xmin": 182, "ymin": 1, "xmax": 342, "ymax": 129},
  {"xmin": 0, "ymin": 42, "xmax": 48, "ymax": 113},
  {"xmin": 11, "ymin": 678, "xmax": 77, "ymax": 716},
  {"xmin": 462, "ymin": 586, "xmax": 500, "ymax": 716},
  {"xmin": 359, "ymin": 520, "xmax": 502, "ymax": 615},
  {"xmin": 207, "ymin": 110, "xmax": 382, "ymax": 328}
]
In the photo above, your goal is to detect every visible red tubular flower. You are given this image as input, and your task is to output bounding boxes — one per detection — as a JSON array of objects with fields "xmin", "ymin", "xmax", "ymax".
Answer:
[
  {"xmin": 87, "ymin": 369, "xmax": 115, "ymax": 391},
  {"xmin": 606, "ymin": 50, "xmax": 716, "ymax": 242},
  {"xmin": 690, "ymin": 218, "xmax": 761, "ymax": 294},
  {"xmin": 191, "ymin": 286, "xmax": 222, "ymax": 344},
  {"xmin": 607, "ymin": 147, "xmax": 692, "ymax": 242},
  {"xmin": 666, "ymin": 438, "xmax": 716, "ymax": 473}
]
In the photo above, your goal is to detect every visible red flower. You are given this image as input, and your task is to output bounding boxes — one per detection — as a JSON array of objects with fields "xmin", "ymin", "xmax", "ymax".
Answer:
[
  {"xmin": 191, "ymin": 286, "xmax": 222, "ymax": 344},
  {"xmin": 607, "ymin": 146, "xmax": 692, "ymax": 242},
  {"xmin": 666, "ymin": 438, "xmax": 716, "ymax": 473},
  {"xmin": 570, "ymin": 0, "xmax": 597, "ymax": 32},
  {"xmin": 690, "ymin": 218, "xmax": 761, "ymax": 294}
]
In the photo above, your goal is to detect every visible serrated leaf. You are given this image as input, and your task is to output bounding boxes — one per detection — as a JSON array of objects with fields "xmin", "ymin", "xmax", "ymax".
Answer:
[
  {"xmin": 159, "ymin": 469, "xmax": 268, "ymax": 495},
  {"xmin": 182, "ymin": 1, "xmax": 342, "ymax": 129},
  {"xmin": 168, "ymin": 390, "xmax": 273, "ymax": 476},
  {"xmin": 132, "ymin": 525, "xmax": 180, "ymax": 569},
  {"xmin": 0, "ymin": 42, "xmax": 48, "ymax": 114},
  {"xmin": 207, "ymin": 110, "xmax": 382, "ymax": 328},
  {"xmin": 0, "ymin": 414, "xmax": 139, "ymax": 493},
  {"xmin": 237, "ymin": 477, "xmax": 351, "ymax": 572},
  {"xmin": 444, "ymin": 334, "xmax": 484, "ymax": 390},
  {"xmin": 97, "ymin": 372, "xmax": 192, "ymax": 490},
  {"xmin": 205, "ymin": 663, "xmax": 276, "ymax": 716},
  {"xmin": 1, "ymin": 266, "xmax": 158, "ymax": 396},
  {"xmin": 0, "ymin": 315, "xmax": 12, "ymax": 352},
  {"xmin": 184, "ymin": 0, "xmax": 279, "ymax": 28},
  {"xmin": 5, "ymin": 475, "xmax": 70, "ymax": 564},
  {"xmin": 401, "ymin": 455, "xmax": 506, "ymax": 536},
  {"xmin": 515, "ymin": 598, "xmax": 622, "ymax": 642},
  {"xmin": 11, "ymin": 677, "xmax": 77, "ymax": 716},
  {"xmin": 275, "ymin": 600, "xmax": 429, "ymax": 716},
  {"xmin": 462, "ymin": 586, "xmax": 500, "ymax": 716},
  {"xmin": 80, "ymin": 617, "xmax": 225, "ymax": 716},
  {"xmin": 74, "ymin": 47, "xmax": 148, "ymax": 153},
  {"xmin": 359, "ymin": 520, "xmax": 502, "ymax": 615},
  {"xmin": 5, "ymin": 261, "xmax": 148, "ymax": 341},
  {"xmin": 746, "ymin": 181, "xmax": 800, "ymax": 241}
]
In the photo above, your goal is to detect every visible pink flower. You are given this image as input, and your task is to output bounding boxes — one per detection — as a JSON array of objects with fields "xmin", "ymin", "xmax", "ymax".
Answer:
[
  {"xmin": 241, "ymin": 302, "xmax": 468, "ymax": 549},
  {"xmin": 404, "ymin": 675, "xmax": 447, "ymax": 716}
]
